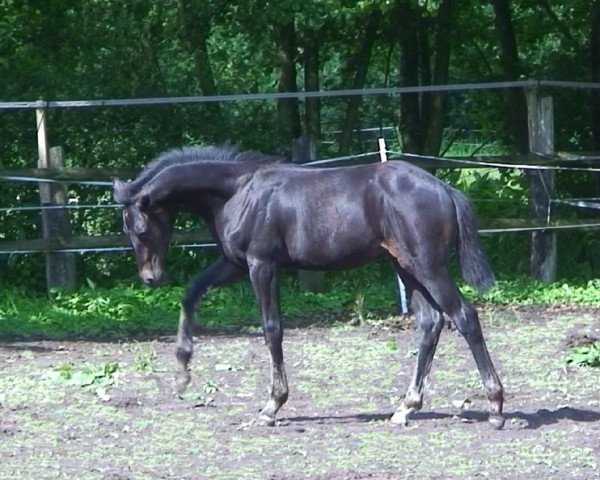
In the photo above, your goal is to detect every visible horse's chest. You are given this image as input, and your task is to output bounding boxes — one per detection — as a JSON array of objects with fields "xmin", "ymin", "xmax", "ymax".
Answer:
[{"xmin": 217, "ymin": 193, "xmax": 282, "ymax": 260}]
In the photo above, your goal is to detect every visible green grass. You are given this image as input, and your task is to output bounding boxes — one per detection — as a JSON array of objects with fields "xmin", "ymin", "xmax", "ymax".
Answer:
[{"xmin": 2, "ymin": 265, "xmax": 600, "ymax": 339}]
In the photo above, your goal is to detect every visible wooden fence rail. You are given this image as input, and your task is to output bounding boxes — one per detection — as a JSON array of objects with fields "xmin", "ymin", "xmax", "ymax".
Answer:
[{"xmin": 3, "ymin": 219, "xmax": 600, "ymax": 255}]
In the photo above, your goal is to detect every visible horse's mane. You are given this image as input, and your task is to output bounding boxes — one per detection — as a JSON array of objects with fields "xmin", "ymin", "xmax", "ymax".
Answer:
[{"xmin": 128, "ymin": 145, "xmax": 284, "ymax": 196}]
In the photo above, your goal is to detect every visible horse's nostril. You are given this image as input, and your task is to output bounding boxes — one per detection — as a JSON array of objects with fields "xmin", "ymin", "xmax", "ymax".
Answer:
[{"xmin": 143, "ymin": 276, "xmax": 155, "ymax": 286}]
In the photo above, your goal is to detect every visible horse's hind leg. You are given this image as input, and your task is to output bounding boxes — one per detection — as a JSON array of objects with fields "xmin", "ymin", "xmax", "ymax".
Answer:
[
  {"xmin": 426, "ymin": 276, "xmax": 505, "ymax": 429},
  {"xmin": 176, "ymin": 256, "xmax": 245, "ymax": 394},
  {"xmin": 391, "ymin": 279, "xmax": 445, "ymax": 426},
  {"xmin": 453, "ymin": 299, "xmax": 504, "ymax": 428},
  {"xmin": 248, "ymin": 260, "xmax": 288, "ymax": 426}
]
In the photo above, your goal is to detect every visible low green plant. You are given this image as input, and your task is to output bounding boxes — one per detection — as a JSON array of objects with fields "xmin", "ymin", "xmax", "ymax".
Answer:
[
  {"xmin": 566, "ymin": 341, "xmax": 600, "ymax": 367},
  {"xmin": 45, "ymin": 361, "xmax": 119, "ymax": 387},
  {"xmin": 131, "ymin": 342, "xmax": 157, "ymax": 372},
  {"xmin": 203, "ymin": 380, "xmax": 219, "ymax": 394},
  {"xmin": 351, "ymin": 293, "xmax": 366, "ymax": 325}
]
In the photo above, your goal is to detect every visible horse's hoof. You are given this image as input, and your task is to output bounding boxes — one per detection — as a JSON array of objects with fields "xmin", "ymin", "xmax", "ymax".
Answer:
[
  {"xmin": 390, "ymin": 409, "xmax": 411, "ymax": 426},
  {"xmin": 257, "ymin": 413, "xmax": 277, "ymax": 427},
  {"xmin": 489, "ymin": 414, "xmax": 505, "ymax": 430}
]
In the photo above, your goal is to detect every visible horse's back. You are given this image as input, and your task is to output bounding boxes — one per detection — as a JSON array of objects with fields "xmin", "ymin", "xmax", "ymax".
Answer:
[{"xmin": 220, "ymin": 161, "xmax": 457, "ymax": 270}]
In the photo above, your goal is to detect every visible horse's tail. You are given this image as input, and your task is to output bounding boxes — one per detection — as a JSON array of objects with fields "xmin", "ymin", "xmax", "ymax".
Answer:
[{"xmin": 449, "ymin": 187, "xmax": 495, "ymax": 292}]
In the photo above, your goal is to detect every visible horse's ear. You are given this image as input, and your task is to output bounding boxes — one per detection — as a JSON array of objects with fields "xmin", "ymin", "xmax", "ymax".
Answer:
[{"xmin": 113, "ymin": 179, "xmax": 131, "ymax": 204}]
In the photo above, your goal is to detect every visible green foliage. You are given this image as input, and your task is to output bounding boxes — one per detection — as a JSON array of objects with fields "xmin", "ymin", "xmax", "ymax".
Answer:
[
  {"xmin": 464, "ymin": 278, "xmax": 600, "ymax": 305},
  {"xmin": 566, "ymin": 342, "xmax": 600, "ymax": 368},
  {"xmin": 3, "ymin": 266, "xmax": 600, "ymax": 340},
  {"xmin": 1, "ymin": 0, "xmax": 599, "ymax": 289}
]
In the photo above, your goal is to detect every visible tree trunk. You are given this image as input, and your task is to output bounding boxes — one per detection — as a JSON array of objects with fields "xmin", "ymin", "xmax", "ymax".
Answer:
[
  {"xmin": 177, "ymin": 0, "xmax": 224, "ymax": 132},
  {"xmin": 590, "ymin": 1, "xmax": 600, "ymax": 195},
  {"xmin": 338, "ymin": 9, "xmax": 382, "ymax": 154},
  {"xmin": 394, "ymin": 0, "xmax": 452, "ymax": 157},
  {"xmin": 397, "ymin": 1, "xmax": 423, "ymax": 154},
  {"xmin": 423, "ymin": 0, "xmax": 452, "ymax": 156},
  {"xmin": 591, "ymin": 1, "xmax": 600, "ymax": 150},
  {"xmin": 491, "ymin": 0, "xmax": 556, "ymax": 282},
  {"xmin": 489, "ymin": 0, "xmax": 529, "ymax": 154},
  {"xmin": 276, "ymin": 19, "xmax": 301, "ymax": 148},
  {"xmin": 304, "ymin": 28, "xmax": 321, "ymax": 142}
]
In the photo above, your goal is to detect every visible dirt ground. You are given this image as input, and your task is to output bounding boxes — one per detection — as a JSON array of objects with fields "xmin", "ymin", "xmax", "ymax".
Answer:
[{"xmin": 1, "ymin": 304, "xmax": 599, "ymax": 480}]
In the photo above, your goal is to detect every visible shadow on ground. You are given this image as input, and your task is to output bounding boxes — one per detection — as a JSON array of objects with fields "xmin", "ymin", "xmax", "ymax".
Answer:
[{"xmin": 280, "ymin": 406, "xmax": 600, "ymax": 430}]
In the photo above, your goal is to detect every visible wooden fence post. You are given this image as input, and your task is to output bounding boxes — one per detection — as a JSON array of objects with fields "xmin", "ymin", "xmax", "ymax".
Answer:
[
  {"xmin": 293, "ymin": 135, "xmax": 326, "ymax": 292},
  {"xmin": 526, "ymin": 89, "xmax": 557, "ymax": 282},
  {"xmin": 36, "ymin": 107, "xmax": 76, "ymax": 291}
]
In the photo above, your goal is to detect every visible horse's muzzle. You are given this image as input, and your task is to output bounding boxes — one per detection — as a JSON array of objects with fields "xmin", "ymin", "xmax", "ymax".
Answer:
[{"xmin": 140, "ymin": 267, "xmax": 164, "ymax": 287}]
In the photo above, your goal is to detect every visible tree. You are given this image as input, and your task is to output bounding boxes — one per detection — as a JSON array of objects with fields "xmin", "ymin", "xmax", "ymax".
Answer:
[
  {"xmin": 337, "ymin": 7, "xmax": 382, "ymax": 154},
  {"xmin": 276, "ymin": 18, "xmax": 302, "ymax": 148},
  {"xmin": 394, "ymin": 0, "xmax": 453, "ymax": 156},
  {"xmin": 177, "ymin": 0, "xmax": 226, "ymax": 136},
  {"xmin": 489, "ymin": 0, "xmax": 528, "ymax": 154},
  {"xmin": 591, "ymin": 1, "xmax": 600, "ymax": 150}
]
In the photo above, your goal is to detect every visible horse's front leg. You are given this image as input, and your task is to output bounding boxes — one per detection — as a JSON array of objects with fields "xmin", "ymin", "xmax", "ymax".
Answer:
[
  {"xmin": 248, "ymin": 260, "xmax": 288, "ymax": 426},
  {"xmin": 176, "ymin": 256, "xmax": 245, "ymax": 394}
]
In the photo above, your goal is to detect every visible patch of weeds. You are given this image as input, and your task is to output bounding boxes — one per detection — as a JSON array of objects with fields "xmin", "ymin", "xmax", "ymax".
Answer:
[
  {"xmin": 131, "ymin": 341, "xmax": 157, "ymax": 372},
  {"xmin": 464, "ymin": 277, "xmax": 600, "ymax": 304},
  {"xmin": 567, "ymin": 341, "xmax": 600, "ymax": 367},
  {"xmin": 44, "ymin": 361, "xmax": 119, "ymax": 388},
  {"xmin": 203, "ymin": 379, "xmax": 219, "ymax": 393},
  {"xmin": 385, "ymin": 338, "xmax": 398, "ymax": 351},
  {"xmin": 482, "ymin": 306, "xmax": 523, "ymax": 327},
  {"xmin": 178, "ymin": 380, "xmax": 220, "ymax": 407},
  {"xmin": 350, "ymin": 293, "xmax": 366, "ymax": 325}
]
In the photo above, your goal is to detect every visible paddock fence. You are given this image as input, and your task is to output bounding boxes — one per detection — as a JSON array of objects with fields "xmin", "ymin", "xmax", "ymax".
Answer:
[{"xmin": 2, "ymin": 80, "xmax": 600, "ymax": 290}]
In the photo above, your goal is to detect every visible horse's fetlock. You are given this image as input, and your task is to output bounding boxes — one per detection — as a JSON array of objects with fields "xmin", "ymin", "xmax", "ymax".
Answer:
[
  {"xmin": 275, "ymin": 390, "xmax": 289, "ymax": 405},
  {"xmin": 487, "ymin": 383, "xmax": 504, "ymax": 405},
  {"xmin": 176, "ymin": 346, "xmax": 192, "ymax": 365},
  {"xmin": 402, "ymin": 391, "xmax": 423, "ymax": 410}
]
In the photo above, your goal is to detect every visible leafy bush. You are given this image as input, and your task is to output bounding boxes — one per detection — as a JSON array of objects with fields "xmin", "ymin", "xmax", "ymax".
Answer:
[
  {"xmin": 463, "ymin": 278, "xmax": 600, "ymax": 304},
  {"xmin": 3, "ymin": 265, "xmax": 600, "ymax": 340}
]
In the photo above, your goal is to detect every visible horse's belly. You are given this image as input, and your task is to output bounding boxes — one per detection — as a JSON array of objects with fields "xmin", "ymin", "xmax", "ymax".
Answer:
[{"xmin": 284, "ymin": 231, "xmax": 381, "ymax": 269}]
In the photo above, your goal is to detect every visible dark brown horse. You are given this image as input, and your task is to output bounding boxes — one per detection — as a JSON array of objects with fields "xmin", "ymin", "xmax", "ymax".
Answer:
[{"xmin": 113, "ymin": 145, "xmax": 504, "ymax": 429}]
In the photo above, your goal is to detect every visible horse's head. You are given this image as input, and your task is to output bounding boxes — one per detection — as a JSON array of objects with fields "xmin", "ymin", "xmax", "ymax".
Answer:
[{"xmin": 113, "ymin": 179, "xmax": 173, "ymax": 287}]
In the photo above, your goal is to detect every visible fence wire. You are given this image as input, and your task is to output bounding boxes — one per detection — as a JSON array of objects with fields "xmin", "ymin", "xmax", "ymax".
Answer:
[
  {"xmin": 3, "ymin": 80, "xmax": 600, "ymax": 255},
  {"xmin": 2, "ymin": 146, "xmax": 600, "ymax": 254}
]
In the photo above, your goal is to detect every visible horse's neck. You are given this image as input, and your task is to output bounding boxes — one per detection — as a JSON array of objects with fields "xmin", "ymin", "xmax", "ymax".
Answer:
[{"xmin": 147, "ymin": 161, "xmax": 256, "ymax": 222}]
